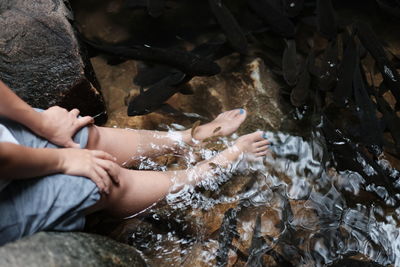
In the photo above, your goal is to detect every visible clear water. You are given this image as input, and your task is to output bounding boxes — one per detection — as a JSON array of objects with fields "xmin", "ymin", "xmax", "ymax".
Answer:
[{"xmin": 121, "ymin": 114, "xmax": 400, "ymax": 267}]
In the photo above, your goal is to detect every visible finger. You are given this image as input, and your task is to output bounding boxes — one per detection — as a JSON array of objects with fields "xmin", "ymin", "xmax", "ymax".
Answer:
[
  {"xmin": 95, "ymin": 166, "xmax": 112, "ymax": 194},
  {"xmin": 70, "ymin": 108, "xmax": 80, "ymax": 117},
  {"xmin": 90, "ymin": 172, "xmax": 106, "ymax": 193},
  {"xmin": 76, "ymin": 116, "xmax": 95, "ymax": 129},
  {"xmin": 92, "ymin": 150, "xmax": 117, "ymax": 162},
  {"xmin": 64, "ymin": 139, "xmax": 81, "ymax": 149},
  {"xmin": 96, "ymin": 159, "xmax": 120, "ymax": 184}
]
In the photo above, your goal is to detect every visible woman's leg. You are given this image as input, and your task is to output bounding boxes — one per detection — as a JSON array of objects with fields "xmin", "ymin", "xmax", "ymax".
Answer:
[
  {"xmin": 91, "ymin": 131, "xmax": 269, "ymax": 218},
  {"xmin": 86, "ymin": 109, "xmax": 247, "ymax": 165}
]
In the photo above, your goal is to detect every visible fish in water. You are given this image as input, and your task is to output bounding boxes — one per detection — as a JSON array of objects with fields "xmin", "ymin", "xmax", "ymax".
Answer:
[
  {"xmin": 84, "ymin": 39, "xmax": 221, "ymax": 77},
  {"xmin": 208, "ymin": 0, "xmax": 248, "ymax": 54},
  {"xmin": 316, "ymin": 0, "xmax": 337, "ymax": 40},
  {"xmin": 355, "ymin": 21, "xmax": 400, "ymax": 106},
  {"xmin": 124, "ymin": 0, "xmax": 165, "ymax": 17},
  {"xmin": 147, "ymin": 0, "xmax": 165, "ymax": 17},
  {"xmin": 290, "ymin": 51, "xmax": 313, "ymax": 107},
  {"xmin": 247, "ymin": 0, "xmax": 296, "ymax": 38},
  {"xmin": 246, "ymin": 214, "xmax": 272, "ymax": 267},
  {"xmin": 333, "ymin": 31, "xmax": 357, "ymax": 107},
  {"xmin": 246, "ymin": 214, "xmax": 293, "ymax": 267},
  {"xmin": 132, "ymin": 37, "xmax": 232, "ymax": 101},
  {"xmin": 375, "ymin": 93, "xmax": 400, "ymax": 156},
  {"xmin": 317, "ymin": 39, "xmax": 338, "ymax": 92},
  {"xmin": 128, "ymin": 71, "xmax": 186, "ymax": 116},
  {"xmin": 284, "ymin": 0, "xmax": 304, "ymax": 18},
  {"xmin": 352, "ymin": 50, "xmax": 383, "ymax": 155},
  {"xmin": 282, "ymin": 39, "xmax": 298, "ymax": 86},
  {"xmin": 321, "ymin": 115, "xmax": 399, "ymax": 206},
  {"xmin": 216, "ymin": 208, "xmax": 239, "ymax": 267}
]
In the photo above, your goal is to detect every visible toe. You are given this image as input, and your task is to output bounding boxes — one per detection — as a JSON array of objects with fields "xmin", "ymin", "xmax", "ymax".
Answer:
[
  {"xmin": 255, "ymin": 151, "xmax": 268, "ymax": 157},
  {"xmin": 256, "ymin": 145, "xmax": 269, "ymax": 153},
  {"xmin": 246, "ymin": 131, "xmax": 264, "ymax": 142},
  {"xmin": 237, "ymin": 108, "xmax": 246, "ymax": 116},
  {"xmin": 255, "ymin": 140, "xmax": 270, "ymax": 147}
]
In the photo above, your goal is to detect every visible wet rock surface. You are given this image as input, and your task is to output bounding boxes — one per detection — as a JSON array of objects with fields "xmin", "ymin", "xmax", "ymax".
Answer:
[
  {"xmin": 0, "ymin": 0, "xmax": 106, "ymax": 122},
  {"xmin": 0, "ymin": 232, "xmax": 148, "ymax": 267}
]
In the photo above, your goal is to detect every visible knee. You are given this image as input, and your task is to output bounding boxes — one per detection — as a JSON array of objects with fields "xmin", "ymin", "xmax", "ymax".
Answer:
[{"xmin": 86, "ymin": 125, "xmax": 101, "ymax": 149}]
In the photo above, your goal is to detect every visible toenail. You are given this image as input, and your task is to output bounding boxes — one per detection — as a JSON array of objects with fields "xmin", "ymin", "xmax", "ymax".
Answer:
[
  {"xmin": 239, "ymin": 108, "xmax": 245, "ymax": 114},
  {"xmin": 262, "ymin": 132, "xmax": 268, "ymax": 139}
]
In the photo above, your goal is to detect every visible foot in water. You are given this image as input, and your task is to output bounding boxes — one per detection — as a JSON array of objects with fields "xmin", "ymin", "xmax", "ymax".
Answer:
[
  {"xmin": 217, "ymin": 130, "xmax": 270, "ymax": 163},
  {"xmin": 173, "ymin": 131, "xmax": 270, "ymax": 189},
  {"xmin": 186, "ymin": 108, "xmax": 247, "ymax": 144}
]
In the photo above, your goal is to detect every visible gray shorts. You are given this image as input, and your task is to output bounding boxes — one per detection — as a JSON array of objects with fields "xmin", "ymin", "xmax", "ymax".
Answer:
[{"xmin": 0, "ymin": 115, "xmax": 100, "ymax": 246}]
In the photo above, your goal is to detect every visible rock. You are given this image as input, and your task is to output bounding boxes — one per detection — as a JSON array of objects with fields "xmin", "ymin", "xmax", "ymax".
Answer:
[
  {"xmin": 0, "ymin": 232, "xmax": 148, "ymax": 267},
  {"xmin": 0, "ymin": 0, "xmax": 107, "ymax": 123}
]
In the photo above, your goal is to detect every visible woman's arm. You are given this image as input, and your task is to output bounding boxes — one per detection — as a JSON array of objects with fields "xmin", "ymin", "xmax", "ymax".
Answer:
[
  {"xmin": 0, "ymin": 142, "xmax": 120, "ymax": 194},
  {"xmin": 0, "ymin": 80, "xmax": 94, "ymax": 148}
]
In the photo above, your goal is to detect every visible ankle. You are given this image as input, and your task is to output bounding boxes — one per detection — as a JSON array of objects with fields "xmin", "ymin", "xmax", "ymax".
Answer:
[{"xmin": 181, "ymin": 128, "xmax": 200, "ymax": 146}]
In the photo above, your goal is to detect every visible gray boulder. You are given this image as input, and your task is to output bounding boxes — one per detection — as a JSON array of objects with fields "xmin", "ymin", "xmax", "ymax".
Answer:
[
  {"xmin": 0, "ymin": 0, "xmax": 107, "ymax": 123},
  {"xmin": 0, "ymin": 232, "xmax": 149, "ymax": 267}
]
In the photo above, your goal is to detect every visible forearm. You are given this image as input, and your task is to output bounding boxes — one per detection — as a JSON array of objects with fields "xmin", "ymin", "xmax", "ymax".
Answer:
[
  {"xmin": 0, "ymin": 142, "xmax": 63, "ymax": 180},
  {"xmin": 0, "ymin": 80, "xmax": 44, "ymax": 133}
]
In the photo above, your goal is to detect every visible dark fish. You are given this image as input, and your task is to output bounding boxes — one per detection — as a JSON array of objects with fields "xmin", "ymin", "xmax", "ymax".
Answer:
[
  {"xmin": 290, "ymin": 52, "xmax": 313, "ymax": 107},
  {"xmin": 316, "ymin": 0, "xmax": 337, "ymax": 39},
  {"xmin": 127, "ymin": 71, "xmax": 186, "ymax": 116},
  {"xmin": 190, "ymin": 36, "xmax": 233, "ymax": 61},
  {"xmin": 238, "ymin": 8, "xmax": 269, "ymax": 33},
  {"xmin": 355, "ymin": 21, "xmax": 400, "ymax": 105},
  {"xmin": 134, "ymin": 38, "xmax": 231, "ymax": 93},
  {"xmin": 208, "ymin": 0, "xmax": 248, "ymax": 54},
  {"xmin": 321, "ymin": 115, "xmax": 399, "ymax": 205},
  {"xmin": 282, "ymin": 39, "xmax": 298, "ymax": 86},
  {"xmin": 353, "ymin": 52, "xmax": 383, "ymax": 154},
  {"xmin": 330, "ymin": 257, "xmax": 386, "ymax": 267},
  {"xmin": 246, "ymin": 214, "xmax": 270, "ymax": 267},
  {"xmin": 247, "ymin": 0, "xmax": 296, "ymax": 38},
  {"xmin": 333, "ymin": 32, "xmax": 357, "ymax": 106},
  {"xmin": 216, "ymin": 208, "xmax": 238, "ymax": 267},
  {"xmin": 376, "ymin": 94, "xmax": 400, "ymax": 156},
  {"xmin": 84, "ymin": 39, "xmax": 221, "ymax": 77},
  {"xmin": 317, "ymin": 39, "xmax": 338, "ymax": 91},
  {"xmin": 124, "ymin": 0, "xmax": 147, "ymax": 9},
  {"xmin": 134, "ymin": 64, "xmax": 177, "ymax": 87},
  {"xmin": 284, "ymin": 0, "xmax": 304, "ymax": 18},
  {"xmin": 147, "ymin": 0, "xmax": 165, "ymax": 17}
]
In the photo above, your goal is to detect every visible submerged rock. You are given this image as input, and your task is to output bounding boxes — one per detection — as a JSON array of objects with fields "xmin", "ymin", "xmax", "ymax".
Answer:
[
  {"xmin": 0, "ymin": 0, "xmax": 107, "ymax": 123},
  {"xmin": 0, "ymin": 232, "xmax": 148, "ymax": 267}
]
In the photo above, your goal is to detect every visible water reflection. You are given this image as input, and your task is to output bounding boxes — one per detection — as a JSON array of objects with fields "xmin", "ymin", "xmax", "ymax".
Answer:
[{"xmin": 123, "ymin": 122, "xmax": 400, "ymax": 266}]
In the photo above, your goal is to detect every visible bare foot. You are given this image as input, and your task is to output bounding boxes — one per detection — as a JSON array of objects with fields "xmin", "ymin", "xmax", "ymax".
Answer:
[
  {"xmin": 210, "ymin": 131, "xmax": 270, "ymax": 166},
  {"xmin": 186, "ymin": 109, "xmax": 247, "ymax": 144}
]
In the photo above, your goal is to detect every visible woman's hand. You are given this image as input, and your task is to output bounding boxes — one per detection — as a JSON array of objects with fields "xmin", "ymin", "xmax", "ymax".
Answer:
[
  {"xmin": 58, "ymin": 148, "xmax": 120, "ymax": 194},
  {"xmin": 36, "ymin": 106, "xmax": 94, "ymax": 148}
]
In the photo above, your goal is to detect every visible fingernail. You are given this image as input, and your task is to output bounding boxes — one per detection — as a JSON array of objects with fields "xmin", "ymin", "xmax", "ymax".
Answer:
[{"xmin": 239, "ymin": 108, "xmax": 245, "ymax": 114}]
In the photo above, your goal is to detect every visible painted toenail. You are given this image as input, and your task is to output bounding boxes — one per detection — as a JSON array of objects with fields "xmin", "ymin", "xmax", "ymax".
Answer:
[
  {"xmin": 239, "ymin": 108, "xmax": 245, "ymax": 114},
  {"xmin": 262, "ymin": 132, "xmax": 268, "ymax": 139}
]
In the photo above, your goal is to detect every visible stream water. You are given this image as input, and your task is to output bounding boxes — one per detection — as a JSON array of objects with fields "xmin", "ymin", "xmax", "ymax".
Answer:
[
  {"xmin": 119, "ymin": 111, "xmax": 400, "ymax": 267},
  {"xmin": 69, "ymin": 0, "xmax": 400, "ymax": 265}
]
